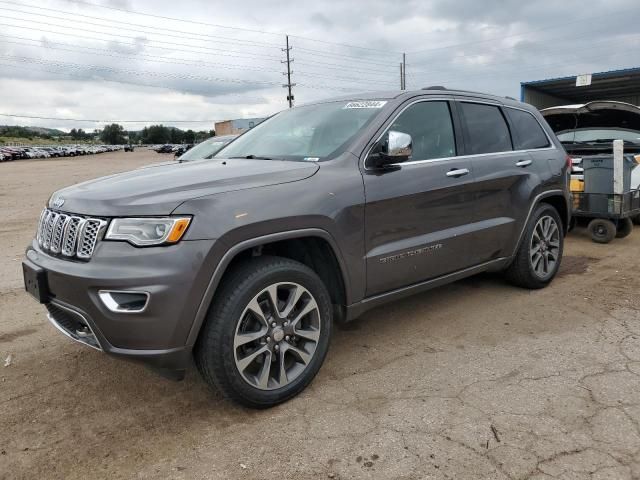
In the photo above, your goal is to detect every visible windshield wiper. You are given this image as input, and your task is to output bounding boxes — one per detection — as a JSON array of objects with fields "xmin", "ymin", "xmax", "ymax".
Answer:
[{"xmin": 229, "ymin": 154, "xmax": 274, "ymax": 160}]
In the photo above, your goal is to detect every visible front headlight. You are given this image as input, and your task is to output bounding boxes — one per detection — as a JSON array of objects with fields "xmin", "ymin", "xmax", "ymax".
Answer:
[{"xmin": 105, "ymin": 217, "xmax": 191, "ymax": 246}]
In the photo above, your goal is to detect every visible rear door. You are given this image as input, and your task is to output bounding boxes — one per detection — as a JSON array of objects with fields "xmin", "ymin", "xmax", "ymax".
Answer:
[
  {"xmin": 457, "ymin": 100, "xmax": 543, "ymax": 262},
  {"xmin": 362, "ymin": 98, "xmax": 476, "ymax": 297}
]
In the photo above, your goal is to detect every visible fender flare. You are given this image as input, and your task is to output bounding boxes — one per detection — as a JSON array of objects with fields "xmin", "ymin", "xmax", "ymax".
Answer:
[
  {"xmin": 185, "ymin": 228, "xmax": 351, "ymax": 346},
  {"xmin": 510, "ymin": 189, "xmax": 568, "ymax": 258}
]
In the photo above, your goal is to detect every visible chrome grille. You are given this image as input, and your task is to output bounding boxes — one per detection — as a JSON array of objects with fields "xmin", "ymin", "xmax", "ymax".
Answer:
[
  {"xmin": 36, "ymin": 208, "xmax": 106, "ymax": 260},
  {"xmin": 77, "ymin": 219, "xmax": 102, "ymax": 259}
]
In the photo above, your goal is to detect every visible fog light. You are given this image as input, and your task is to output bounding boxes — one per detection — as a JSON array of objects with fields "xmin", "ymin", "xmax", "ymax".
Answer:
[{"xmin": 98, "ymin": 290, "xmax": 150, "ymax": 313}]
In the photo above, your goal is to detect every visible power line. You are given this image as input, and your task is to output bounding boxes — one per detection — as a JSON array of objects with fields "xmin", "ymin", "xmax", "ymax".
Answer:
[
  {"xmin": 294, "ymin": 47, "xmax": 399, "ymax": 68},
  {"xmin": 0, "ymin": 1, "xmax": 283, "ymax": 48},
  {"xmin": 0, "ymin": 23, "xmax": 283, "ymax": 64},
  {"xmin": 295, "ymin": 71, "xmax": 397, "ymax": 87},
  {"xmin": 405, "ymin": 34, "xmax": 640, "ymax": 83},
  {"xmin": 63, "ymin": 0, "xmax": 400, "ymax": 56},
  {"xmin": 295, "ymin": 60, "xmax": 400, "ymax": 77},
  {"xmin": 410, "ymin": 51, "xmax": 639, "ymax": 88},
  {"xmin": 0, "ymin": 55, "xmax": 387, "ymax": 96},
  {"xmin": 0, "ymin": 4, "xmax": 282, "ymax": 51},
  {"xmin": 0, "ymin": 15, "xmax": 284, "ymax": 60},
  {"xmin": 0, "ymin": 33, "xmax": 402, "ymax": 90},
  {"xmin": 0, "ymin": 35, "xmax": 282, "ymax": 74},
  {"xmin": 65, "ymin": 0, "xmax": 283, "ymax": 36},
  {"xmin": 408, "ymin": 6, "xmax": 637, "ymax": 55},
  {"xmin": 0, "ymin": 54, "xmax": 282, "ymax": 86},
  {"xmin": 408, "ymin": 25, "xmax": 639, "ymax": 69},
  {"xmin": 288, "ymin": 34, "xmax": 401, "ymax": 56},
  {"xmin": 0, "ymin": 113, "xmax": 222, "ymax": 123},
  {"xmin": 0, "ymin": 61, "xmax": 271, "ymax": 102}
]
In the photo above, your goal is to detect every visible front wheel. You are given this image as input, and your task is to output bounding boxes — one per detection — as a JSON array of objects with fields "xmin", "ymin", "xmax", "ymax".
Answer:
[
  {"xmin": 195, "ymin": 256, "xmax": 332, "ymax": 408},
  {"xmin": 506, "ymin": 204, "xmax": 564, "ymax": 289}
]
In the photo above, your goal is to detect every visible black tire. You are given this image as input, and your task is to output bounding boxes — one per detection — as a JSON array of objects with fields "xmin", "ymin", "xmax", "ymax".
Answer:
[
  {"xmin": 506, "ymin": 204, "xmax": 564, "ymax": 289},
  {"xmin": 588, "ymin": 218, "xmax": 617, "ymax": 244},
  {"xmin": 615, "ymin": 217, "xmax": 633, "ymax": 239},
  {"xmin": 195, "ymin": 256, "xmax": 332, "ymax": 408},
  {"xmin": 632, "ymin": 214, "xmax": 640, "ymax": 226}
]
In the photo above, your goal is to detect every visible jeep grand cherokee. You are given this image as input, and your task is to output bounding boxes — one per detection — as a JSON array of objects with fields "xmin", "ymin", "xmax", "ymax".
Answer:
[{"xmin": 23, "ymin": 88, "xmax": 570, "ymax": 408}]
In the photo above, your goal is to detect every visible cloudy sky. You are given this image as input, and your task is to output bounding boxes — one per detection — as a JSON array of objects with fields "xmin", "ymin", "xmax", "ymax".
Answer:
[{"xmin": 0, "ymin": 0, "xmax": 639, "ymax": 132}]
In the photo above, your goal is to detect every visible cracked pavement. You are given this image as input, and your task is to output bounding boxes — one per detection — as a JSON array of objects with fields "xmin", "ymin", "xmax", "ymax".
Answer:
[{"xmin": 1, "ymin": 151, "xmax": 639, "ymax": 479}]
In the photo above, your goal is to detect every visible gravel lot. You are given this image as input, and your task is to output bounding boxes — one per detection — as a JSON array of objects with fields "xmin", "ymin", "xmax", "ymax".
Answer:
[{"xmin": 1, "ymin": 150, "xmax": 640, "ymax": 480}]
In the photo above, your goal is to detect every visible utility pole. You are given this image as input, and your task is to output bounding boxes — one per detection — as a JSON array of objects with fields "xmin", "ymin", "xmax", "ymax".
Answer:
[
  {"xmin": 282, "ymin": 35, "xmax": 295, "ymax": 108},
  {"xmin": 402, "ymin": 53, "xmax": 406, "ymax": 90},
  {"xmin": 399, "ymin": 62, "xmax": 404, "ymax": 90}
]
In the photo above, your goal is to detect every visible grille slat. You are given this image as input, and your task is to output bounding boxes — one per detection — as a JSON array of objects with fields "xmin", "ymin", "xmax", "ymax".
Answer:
[
  {"xmin": 50, "ymin": 214, "xmax": 69, "ymax": 254},
  {"xmin": 61, "ymin": 217, "xmax": 82, "ymax": 257},
  {"xmin": 35, "ymin": 208, "xmax": 105, "ymax": 260}
]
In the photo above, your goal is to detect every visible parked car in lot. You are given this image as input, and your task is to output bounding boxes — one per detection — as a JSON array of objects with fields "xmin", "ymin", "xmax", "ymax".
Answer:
[
  {"xmin": 155, "ymin": 144, "xmax": 174, "ymax": 153},
  {"xmin": 173, "ymin": 144, "xmax": 194, "ymax": 157},
  {"xmin": 142, "ymin": 136, "xmax": 238, "ymax": 169},
  {"xmin": 178, "ymin": 136, "xmax": 236, "ymax": 161},
  {"xmin": 23, "ymin": 88, "xmax": 570, "ymax": 407}
]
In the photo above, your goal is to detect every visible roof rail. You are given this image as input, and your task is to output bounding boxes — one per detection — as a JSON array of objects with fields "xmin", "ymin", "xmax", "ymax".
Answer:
[
  {"xmin": 421, "ymin": 86, "xmax": 447, "ymax": 90},
  {"xmin": 504, "ymin": 96, "xmax": 517, "ymax": 101}
]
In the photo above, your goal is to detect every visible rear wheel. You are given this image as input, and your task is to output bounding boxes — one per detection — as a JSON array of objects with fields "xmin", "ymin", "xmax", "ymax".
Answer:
[
  {"xmin": 506, "ymin": 204, "xmax": 564, "ymax": 289},
  {"xmin": 195, "ymin": 256, "xmax": 332, "ymax": 408},
  {"xmin": 615, "ymin": 218, "xmax": 633, "ymax": 239},
  {"xmin": 588, "ymin": 218, "xmax": 616, "ymax": 244}
]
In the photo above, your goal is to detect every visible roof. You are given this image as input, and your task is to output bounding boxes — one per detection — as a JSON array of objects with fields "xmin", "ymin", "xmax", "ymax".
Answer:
[
  {"xmin": 521, "ymin": 67, "xmax": 640, "ymax": 103},
  {"xmin": 303, "ymin": 87, "xmax": 521, "ymax": 107}
]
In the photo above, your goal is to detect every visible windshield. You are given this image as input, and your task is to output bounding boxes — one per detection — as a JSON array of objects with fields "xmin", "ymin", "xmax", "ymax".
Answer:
[
  {"xmin": 214, "ymin": 101, "xmax": 385, "ymax": 161},
  {"xmin": 557, "ymin": 128, "xmax": 640, "ymax": 144},
  {"xmin": 179, "ymin": 136, "xmax": 234, "ymax": 161}
]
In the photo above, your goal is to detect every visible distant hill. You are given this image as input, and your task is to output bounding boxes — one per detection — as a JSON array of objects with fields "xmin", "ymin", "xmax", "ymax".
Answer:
[{"xmin": 0, "ymin": 125, "xmax": 66, "ymax": 137}]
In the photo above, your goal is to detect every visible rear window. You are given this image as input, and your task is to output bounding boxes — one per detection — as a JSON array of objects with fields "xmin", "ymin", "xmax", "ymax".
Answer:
[
  {"xmin": 460, "ymin": 102, "xmax": 512, "ymax": 155},
  {"xmin": 507, "ymin": 108, "xmax": 550, "ymax": 150}
]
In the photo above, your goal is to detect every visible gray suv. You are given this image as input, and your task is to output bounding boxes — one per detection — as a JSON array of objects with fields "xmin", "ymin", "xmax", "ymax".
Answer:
[{"xmin": 22, "ymin": 88, "xmax": 570, "ymax": 407}]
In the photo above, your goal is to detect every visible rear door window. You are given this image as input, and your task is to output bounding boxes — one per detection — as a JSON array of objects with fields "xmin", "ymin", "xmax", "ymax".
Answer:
[
  {"xmin": 506, "ymin": 108, "xmax": 550, "ymax": 150},
  {"xmin": 459, "ymin": 102, "xmax": 513, "ymax": 155}
]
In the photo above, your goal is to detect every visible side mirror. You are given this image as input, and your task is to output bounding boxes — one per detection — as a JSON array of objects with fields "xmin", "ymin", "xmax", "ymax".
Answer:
[{"xmin": 369, "ymin": 130, "xmax": 412, "ymax": 168}]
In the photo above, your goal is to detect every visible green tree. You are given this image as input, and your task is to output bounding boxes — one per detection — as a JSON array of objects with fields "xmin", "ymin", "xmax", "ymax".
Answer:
[
  {"xmin": 184, "ymin": 129, "xmax": 196, "ymax": 143},
  {"xmin": 169, "ymin": 127, "xmax": 184, "ymax": 144},
  {"xmin": 100, "ymin": 123, "xmax": 127, "ymax": 144},
  {"xmin": 142, "ymin": 124, "xmax": 171, "ymax": 144}
]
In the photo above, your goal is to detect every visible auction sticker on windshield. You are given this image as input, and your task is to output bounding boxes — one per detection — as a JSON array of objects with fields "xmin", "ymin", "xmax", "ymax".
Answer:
[{"xmin": 343, "ymin": 101, "xmax": 387, "ymax": 109}]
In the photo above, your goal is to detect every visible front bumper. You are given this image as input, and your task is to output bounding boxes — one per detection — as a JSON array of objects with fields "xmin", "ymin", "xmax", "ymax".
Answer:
[{"xmin": 24, "ymin": 237, "xmax": 220, "ymax": 374}]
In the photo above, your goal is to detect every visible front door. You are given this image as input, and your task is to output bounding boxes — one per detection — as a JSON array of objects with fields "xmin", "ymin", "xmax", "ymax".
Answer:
[{"xmin": 363, "ymin": 100, "xmax": 476, "ymax": 297}]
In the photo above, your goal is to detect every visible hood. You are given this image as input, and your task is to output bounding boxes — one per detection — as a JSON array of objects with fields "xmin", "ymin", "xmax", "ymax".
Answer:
[
  {"xmin": 541, "ymin": 101, "xmax": 640, "ymax": 133},
  {"xmin": 51, "ymin": 159, "xmax": 319, "ymax": 216}
]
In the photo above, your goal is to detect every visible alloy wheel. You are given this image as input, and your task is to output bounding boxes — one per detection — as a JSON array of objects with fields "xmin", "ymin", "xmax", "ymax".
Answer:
[
  {"xmin": 529, "ymin": 215, "xmax": 560, "ymax": 279},
  {"xmin": 233, "ymin": 282, "xmax": 321, "ymax": 390}
]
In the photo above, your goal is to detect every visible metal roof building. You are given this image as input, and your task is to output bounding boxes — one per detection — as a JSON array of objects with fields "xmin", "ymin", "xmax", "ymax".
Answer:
[{"xmin": 521, "ymin": 67, "xmax": 640, "ymax": 109}]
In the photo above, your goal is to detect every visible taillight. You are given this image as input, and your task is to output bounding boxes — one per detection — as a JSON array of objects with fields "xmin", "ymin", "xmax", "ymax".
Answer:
[{"xmin": 566, "ymin": 154, "xmax": 573, "ymax": 170}]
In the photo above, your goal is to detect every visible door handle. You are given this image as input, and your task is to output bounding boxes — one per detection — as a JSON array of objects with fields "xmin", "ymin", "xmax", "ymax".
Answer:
[
  {"xmin": 516, "ymin": 159, "xmax": 532, "ymax": 167},
  {"xmin": 446, "ymin": 168, "xmax": 470, "ymax": 178}
]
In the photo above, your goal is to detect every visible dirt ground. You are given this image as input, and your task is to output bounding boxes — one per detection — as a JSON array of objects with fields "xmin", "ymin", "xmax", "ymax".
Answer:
[{"xmin": 1, "ymin": 150, "xmax": 640, "ymax": 480}]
